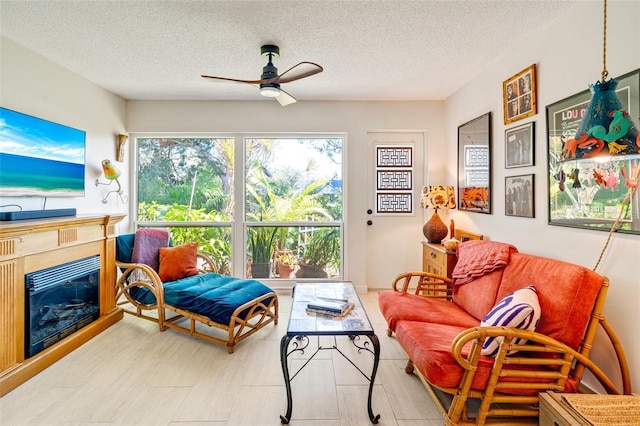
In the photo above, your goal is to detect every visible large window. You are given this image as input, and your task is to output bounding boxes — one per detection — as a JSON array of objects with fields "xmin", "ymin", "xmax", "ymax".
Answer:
[{"xmin": 136, "ymin": 135, "xmax": 344, "ymax": 280}]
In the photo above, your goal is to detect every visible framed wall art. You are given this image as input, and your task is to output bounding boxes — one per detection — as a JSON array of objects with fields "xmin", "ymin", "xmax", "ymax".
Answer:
[
  {"xmin": 458, "ymin": 112, "xmax": 492, "ymax": 214},
  {"xmin": 503, "ymin": 64, "xmax": 537, "ymax": 125},
  {"xmin": 375, "ymin": 145, "xmax": 414, "ymax": 214},
  {"xmin": 546, "ymin": 68, "xmax": 640, "ymax": 234},
  {"xmin": 505, "ymin": 174, "xmax": 534, "ymax": 218},
  {"xmin": 505, "ymin": 122, "xmax": 535, "ymax": 168}
]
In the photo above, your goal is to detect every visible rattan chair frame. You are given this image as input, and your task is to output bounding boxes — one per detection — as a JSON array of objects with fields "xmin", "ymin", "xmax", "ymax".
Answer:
[{"xmin": 115, "ymin": 252, "xmax": 278, "ymax": 353}]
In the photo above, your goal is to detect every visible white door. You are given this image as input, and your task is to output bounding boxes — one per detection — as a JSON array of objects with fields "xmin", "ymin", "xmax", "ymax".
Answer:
[{"xmin": 365, "ymin": 132, "xmax": 426, "ymax": 289}]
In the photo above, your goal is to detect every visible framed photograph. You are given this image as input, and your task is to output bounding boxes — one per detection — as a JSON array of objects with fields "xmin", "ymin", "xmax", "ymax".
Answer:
[
  {"xmin": 505, "ymin": 122, "xmax": 535, "ymax": 168},
  {"xmin": 505, "ymin": 174, "xmax": 534, "ymax": 218},
  {"xmin": 546, "ymin": 68, "xmax": 639, "ymax": 234},
  {"xmin": 503, "ymin": 64, "xmax": 537, "ymax": 124},
  {"xmin": 458, "ymin": 112, "xmax": 492, "ymax": 214}
]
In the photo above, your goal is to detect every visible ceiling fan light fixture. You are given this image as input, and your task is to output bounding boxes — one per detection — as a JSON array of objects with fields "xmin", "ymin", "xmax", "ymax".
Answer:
[
  {"xmin": 201, "ymin": 44, "xmax": 322, "ymax": 106},
  {"xmin": 260, "ymin": 83, "xmax": 280, "ymax": 98}
]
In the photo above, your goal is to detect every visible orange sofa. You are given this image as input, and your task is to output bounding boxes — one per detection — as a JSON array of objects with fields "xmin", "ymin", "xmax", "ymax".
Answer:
[{"xmin": 378, "ymin": 240, "xmax": 630, "ymax": 425}]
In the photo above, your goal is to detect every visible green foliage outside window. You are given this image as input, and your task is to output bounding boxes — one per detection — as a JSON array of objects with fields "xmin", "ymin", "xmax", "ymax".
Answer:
[
  {"xmin": 137, "ymin": 137, "xmax": 343, "ymax": 278},
  {"xmin": 138, "ymin": 202, "xmax": 232, "ymax": 275}
]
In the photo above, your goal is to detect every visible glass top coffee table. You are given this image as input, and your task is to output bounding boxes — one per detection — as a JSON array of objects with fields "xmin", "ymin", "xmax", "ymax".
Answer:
[{"xmin": 280, "ymin": 281, "xmax": 380, "ymax": 424}]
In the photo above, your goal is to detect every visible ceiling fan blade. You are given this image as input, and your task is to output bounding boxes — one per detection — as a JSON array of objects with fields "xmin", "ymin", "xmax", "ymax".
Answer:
[
  {"xmin": 201, "ymin": 74, "xmax": 268, "ymax": 85},
  {"xmin": 276, "ymin": 89, "xmax": 297, "ymax": 106},
  {"xmin": 275, "ymin": 62, "xmax": 323, "ymax": 84}
]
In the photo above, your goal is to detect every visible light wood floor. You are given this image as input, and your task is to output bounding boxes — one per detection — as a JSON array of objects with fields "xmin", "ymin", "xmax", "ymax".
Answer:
[{"xmin": 0, "ymin": 291, "xmax": 444, "ymax": 425}]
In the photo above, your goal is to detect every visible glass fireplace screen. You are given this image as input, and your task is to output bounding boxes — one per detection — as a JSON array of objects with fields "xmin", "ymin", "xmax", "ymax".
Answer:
[{"xmin": 25, "ymin": 255, "xmax": 100, "ymax": 357}]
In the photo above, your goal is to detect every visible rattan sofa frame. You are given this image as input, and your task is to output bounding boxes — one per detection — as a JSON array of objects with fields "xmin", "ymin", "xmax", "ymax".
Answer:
[{"xmin": 388, "ymin": 272, "xmax": 631, "ymax": 426}]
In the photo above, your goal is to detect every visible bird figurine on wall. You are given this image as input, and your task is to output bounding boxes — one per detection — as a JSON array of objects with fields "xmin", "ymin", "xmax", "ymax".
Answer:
[
  {"xmin": 101, "ymin": 159, "xmax": 121, "ymax": 180},
  {"xmin": 95, "ymin": 159, "xmax": 127, "ymax": 203}
]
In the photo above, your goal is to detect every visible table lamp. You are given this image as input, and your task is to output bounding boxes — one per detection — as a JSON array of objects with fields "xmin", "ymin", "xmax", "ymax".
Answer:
[{"xmin": 420, "ymin": 185, "xmax": 456, "ymax": 244}]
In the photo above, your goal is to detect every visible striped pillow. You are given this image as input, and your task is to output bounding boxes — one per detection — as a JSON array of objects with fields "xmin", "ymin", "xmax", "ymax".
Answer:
[{"xmin": 480, "ymin": 285, "xmax": 540, "ymax": 357}]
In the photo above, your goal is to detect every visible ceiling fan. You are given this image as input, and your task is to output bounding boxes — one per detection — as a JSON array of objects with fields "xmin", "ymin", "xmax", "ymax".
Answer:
[{"xmin": 201, "ymin": 44, "xmax": 323, "ymax": 106}]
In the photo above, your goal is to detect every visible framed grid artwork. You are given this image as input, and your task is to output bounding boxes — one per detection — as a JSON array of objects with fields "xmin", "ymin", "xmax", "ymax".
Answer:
[
  {"xmin": 376, "ymin": 146, "xmax": 412, "ymax": 167},
  {"xmin": 375, "ymin": 145, "xmax": 413, "ymax": 214},
  {"xmin": 377, "ymin": 170, "xmax": 412, "ymax": 190},
  {"xmin": 377, "ymin": 193, "xmax": 413, "ymax": 214}
]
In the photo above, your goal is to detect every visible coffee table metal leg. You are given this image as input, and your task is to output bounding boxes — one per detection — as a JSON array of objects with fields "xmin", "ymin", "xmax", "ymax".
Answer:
[
  {"xmin": 280, "ymin": 335, "xmax": 294, "ymax": 424},
  {"xmin": 367, "ymin": 334, "xmax": 381, "ymax": 424}
]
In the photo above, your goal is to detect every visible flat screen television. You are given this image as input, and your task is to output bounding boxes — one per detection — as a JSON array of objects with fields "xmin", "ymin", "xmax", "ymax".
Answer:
[{"xmin": 0, "ymin": 107, "xmax": 86, "ymax": 197}]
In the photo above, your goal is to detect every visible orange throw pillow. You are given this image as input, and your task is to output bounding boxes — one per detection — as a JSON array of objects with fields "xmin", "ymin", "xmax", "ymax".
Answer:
[{"xmin": 158, "ymin": 243, "xmax": 199, "ymax": 282}]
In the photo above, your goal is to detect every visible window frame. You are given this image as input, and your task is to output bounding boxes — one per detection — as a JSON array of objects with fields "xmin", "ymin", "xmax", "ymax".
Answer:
[{"xmin": 132, "ymin": 132, "xmax": 347, "ymax": 282}]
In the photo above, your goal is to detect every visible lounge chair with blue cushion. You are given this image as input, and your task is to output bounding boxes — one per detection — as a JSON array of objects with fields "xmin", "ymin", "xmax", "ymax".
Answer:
[{"xmin": 115, "ymin": 230, "xmax": 278, "ymax": 353}]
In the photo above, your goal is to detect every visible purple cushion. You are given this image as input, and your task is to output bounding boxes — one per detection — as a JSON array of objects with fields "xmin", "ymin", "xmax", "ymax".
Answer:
[{"xmin": 131, "ymin": 228, "xmax": 170, "ymax": 272}]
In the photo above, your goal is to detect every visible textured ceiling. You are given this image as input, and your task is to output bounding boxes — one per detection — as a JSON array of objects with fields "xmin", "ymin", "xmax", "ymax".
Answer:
[{"xmin": 1, "ymin": 0, "xmax": 578, "ymax": 102}]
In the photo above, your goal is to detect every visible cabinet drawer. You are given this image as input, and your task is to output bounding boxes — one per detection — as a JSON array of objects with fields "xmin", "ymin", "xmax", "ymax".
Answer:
[
  {"xmin": 422, "ymin": 242, "xmax": 457, "ymax": 278},
  {"xmin": 424, "ymin": 248, "xmax": 445, "ymax": 265}
]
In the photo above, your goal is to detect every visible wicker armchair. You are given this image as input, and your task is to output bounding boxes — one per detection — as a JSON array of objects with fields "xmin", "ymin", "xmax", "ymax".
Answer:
[{"xmin": 115, "ymin": 251, "xmax": 216, "ymax": 324}]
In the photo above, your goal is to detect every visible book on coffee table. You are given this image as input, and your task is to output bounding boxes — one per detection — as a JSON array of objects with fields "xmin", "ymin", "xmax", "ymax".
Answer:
[{"xmin": 306, "ymin": 297, "xmax": 353, "ymax": 316}]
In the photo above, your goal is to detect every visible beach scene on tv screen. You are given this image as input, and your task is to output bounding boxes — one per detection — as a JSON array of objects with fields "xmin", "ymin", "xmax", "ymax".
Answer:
[{"xmin": 0, "ymin": 108, "xmax": 85, "ymax": 197}]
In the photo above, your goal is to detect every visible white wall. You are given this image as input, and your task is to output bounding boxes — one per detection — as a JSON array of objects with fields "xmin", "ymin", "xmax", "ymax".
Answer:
[
  {"xmin": 444, "ymin": 1, "xmax": 640, "ymax": 393},
  {"xmin": 0, "ymin": 36, "xmax": 130, "ymax": 230},
  {"xmin": 126, "ymin": 100, "xmax": 446, "ymax": 290}
]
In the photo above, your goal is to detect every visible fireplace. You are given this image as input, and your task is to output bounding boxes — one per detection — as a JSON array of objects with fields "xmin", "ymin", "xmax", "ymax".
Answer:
[{"xmin": 25, "ymin": 256, "xmax": 101, "ymax": 357}]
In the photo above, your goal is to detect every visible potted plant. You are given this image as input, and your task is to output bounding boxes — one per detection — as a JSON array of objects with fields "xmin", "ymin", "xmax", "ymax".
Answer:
[
  {"xmin": 248, "ymin": 226, "xmax": 277, "ymax": 278},
  {"xmin": 275, "ymin": 250, "xmax": 297, "ymax": 278},
  {"xmin": 296, "ymin": 228, "xmax": 340, "ymax": 279}
]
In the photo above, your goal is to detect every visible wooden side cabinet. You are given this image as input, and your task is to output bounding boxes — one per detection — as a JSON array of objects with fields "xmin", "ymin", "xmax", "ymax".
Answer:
[
  {"xmin": 422, "ymin": 242, "xmax": 457, "ymax": 278},
  {"xmin": 421, "ymin": 229, "xmax": 484, "ymax": 279}
]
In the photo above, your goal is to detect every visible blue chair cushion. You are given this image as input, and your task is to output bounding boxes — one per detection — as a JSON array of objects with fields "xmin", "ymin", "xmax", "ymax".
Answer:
[
  {"xmin": 131, "ymin": 272, "xmax": 274, "ymax": 324},
  {"xmin": 116, "ymin": 234, "xmax": 135, "ymax": 263}
]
